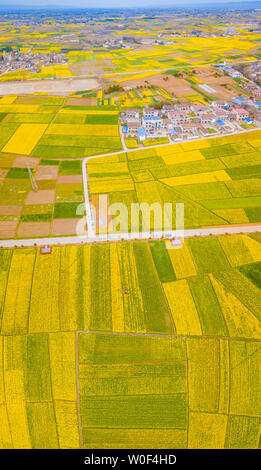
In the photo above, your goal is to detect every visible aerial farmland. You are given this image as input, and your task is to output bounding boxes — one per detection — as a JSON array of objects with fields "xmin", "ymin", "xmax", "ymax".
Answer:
[{"xmin": 0, "ymin": 2, "xmax": 260, "ymax": 456}]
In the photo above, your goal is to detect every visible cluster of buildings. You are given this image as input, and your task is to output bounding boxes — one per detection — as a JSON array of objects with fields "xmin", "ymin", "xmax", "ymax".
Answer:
[
  {"xmin": 0, "ymin": 50, "xmax": 67, "ymax": 74},
  {"xmin": 215, "ymin": 61, "xmax": 261, "ymax": 92},
  {"xmin": 102, "ymin": 39, "xmax": 130, "ymax": 49},
  {"xmin": 121, "ymin": 95, "xmax": 261, "ymax": 142},
  {"xmin": 245, "ymin": 62, "xmax": 261, "ymax": 81}
]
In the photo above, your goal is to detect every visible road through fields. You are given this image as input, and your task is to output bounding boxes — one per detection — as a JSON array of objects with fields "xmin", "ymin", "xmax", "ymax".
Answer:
[{"xmin": 0, "ymin": 127, "xmax": 260, "ymax": 247}]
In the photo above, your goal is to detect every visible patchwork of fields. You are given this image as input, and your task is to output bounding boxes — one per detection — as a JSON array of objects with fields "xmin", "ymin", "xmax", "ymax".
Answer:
[
  {"xmin": 0, "ymin": 234, "xmax": 260, "ymax": 448},
  {"xmin": 0, "ymin": 95, "xmax": 123, "ymax": 238},
  {"xmin": 88, "ymin": 130, "xmax": 261, "ymax": 231},
  {"xmin": 0, "ymin": 99, "xmax": 261, "ymax": 238},
  {"xmin": 0, "ymin": 95, "xmax": 121, "ymax": 160},
  {"xmin": 0, "ymin": 32, "xmax": 259, "ymax": 82},
  {"xmin": 0, "ymin": 158, "xmax": 85, "ymax": 238}
]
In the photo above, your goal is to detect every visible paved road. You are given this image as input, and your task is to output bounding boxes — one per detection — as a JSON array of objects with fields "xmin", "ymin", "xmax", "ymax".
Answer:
[
  {"xmin": 0, "ymin": 225, "xmax": 260, "ymax": 248},
  {"xmin": 119, "ymin": 126, "xmax": 128, "ymax": 152},
  {"xmin": 0, "ymin": 121, "xmax": 260, "ymax": 248}
]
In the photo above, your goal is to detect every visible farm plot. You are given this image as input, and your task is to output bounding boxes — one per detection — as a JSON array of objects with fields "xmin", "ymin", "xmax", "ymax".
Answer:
[
  {"xmin": 2, "ymin": 124, "xmax": 48, "ymax": 155},
  {"xmin": 78, "ymin": 333, "xmax": 188, "ymax": 448}
]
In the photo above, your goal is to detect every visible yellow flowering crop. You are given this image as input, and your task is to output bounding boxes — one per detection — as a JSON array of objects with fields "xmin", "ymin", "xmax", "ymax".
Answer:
[
  {"xmin": 2, "ymin": 123, "xmax": 48, "ymax": 155},
  {"xmin": 161, "ymin": 170, "xmax": 231, "ymax": 187},
  {"xmin": 110, "ymin": 244, "xmax": 125, "ymax": 332},
  {"xmin": 168, "ymin": 242, "xmax": 197, "ymax": 279},
  {"xmin": 163, "ymin": 280, "xmax": 202, "ymax": 336}
]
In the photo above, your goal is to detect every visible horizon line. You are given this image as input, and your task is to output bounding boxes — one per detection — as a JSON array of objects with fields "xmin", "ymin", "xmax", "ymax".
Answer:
[{"xmin": 1, "ymin": 0, "xmax": 261, "ymax": 8}]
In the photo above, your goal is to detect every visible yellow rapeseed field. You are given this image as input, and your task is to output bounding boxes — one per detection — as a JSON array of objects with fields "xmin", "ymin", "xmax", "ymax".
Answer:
[
  {"xmin": 88, "ymin": 161, "xmax": 128, "ymax": 175},
  {"xmin": 46, "ymin": 124, "xmax": 119, "ymax": 136},
  {"xmin": 218, "ymin": 235, "xmax": 254, "ymax": 267},
  {"xmin": 2, "ymin": 123, "xmax": 48, "ymax": 155},
  {"xmin": 0, "ymin": 404, "xmax": 13, "ymax": 448},
  {"xmin": 218, "ymin": 339, "xmax": 230, "ymax": 415},
  {"xmin": 188, "ymin": 412, "xmax": 227, "ymax": 449},
  {"xmin": 117, "ymin": 243, "xmax": 146, "ymax": 333},
  {"xmin": 55, "ymin": 401, "xmax": 80, "ymax": 449},
  {"xmin": 181, "ymin": 139, "xmax": 211, "ymax": 151},
  {"xmin": 49, "ymin": 332, "xmax": 77, "ymax": 401},
  {"xmin": 89, "ymin": 177, "xmax": 134, "ymax": 194},
  {"xmin": 59, "ymin": 246, "xmax": 91, "ymax": 331},
  {"xmin": 7, "ymin": 403, "xmax": 31, "ymax": 448},
  {"xmin": 186, "ymin": 337, "xmax": 220, "ymax": 412},
  {"xmin": 210, "ymin": 274, "xmax": 261, "ymax": 339},
  {"xmin": 0, "ymin": 96, "xmax": 17, "ymax": 104},
  {"xmin": 110, "ymin": 244, "xmax": 125, "ymax": 332},
  {"xmin": 59, "ymin": 109, "xmax": 117, "ymax": 115},
  {"xmin": 156, "ymin": 143, "xmax": 183, "ymax": 156},
  {"xmin": 0, "ymin": 104, "xmax": 39, "ymax": 113},
  {"xmin": 1, "ymin": 249, "xmax": 35, "ymax": 335},
  {"xmin": 167, "ymin": 242, "xmax": 197, "ymax": 279},
  {"xmin": 163, "ymin": 280, "xmax": 202, "ymax": 335},
  {"xmin": 242, "ymin": 235, "xmax": 261, "ymax": 262},
  {"xmin": 214, "ymin": 208, "xmax": 249, "ymax": 224},
  {"xmin": 161, "ymin": 170, "xmax": 231, "ymax": 187},
  {"xmin": 29, "ymin": 248, "xmax": 60, "ymax": 333},
  {"xmin": 161, "ymin": 149, "xmax": 204, "ymax": 165}
]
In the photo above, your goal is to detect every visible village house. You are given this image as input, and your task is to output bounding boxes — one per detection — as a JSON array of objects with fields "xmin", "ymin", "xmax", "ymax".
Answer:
[
  {"xmin": 231, "ymin": 96, "xmax": 249, "ymax": 107},
  {"xmin": 200, "ymin": 113, "xmax": 216, "ymax": 125},
  {"xmin": 228, "ymin": 68, "xmax": 242, "ymax": 79},
  {"xmin": 142, "ymin": 115, "xmax": 162, "ymax": 131},
  {"xmin": 123, "ymin": 122, "xmax": 140, "ymax": 137},
  {"xmin": 190, "ymin": 104, "xmax": 209, "ymax": 114},
  {"xmin": 214, "ymin": 109, "xmax": 229, "ymax": 121},
  {"xmin": 168, "ymin": 111, "xmax": 190, "ymax": 125},
  {"xmin": 234, "ymin": 108, "xmax": 250, "ymax": 121},
  {"xmin": 121, "ymin": 89, "xmax": 258, "ymax": 147},
  {"xmin": 123, "ymin": 109, "xmax": 140, "ymax": 121},
  {"xmin": 162, "ymin": 118, "xmax": 173, "ymax": 130},
  {"xmin": 196, "ymin": 123, "xmax": 213, "ymax": 136},
  {"xmin": 243, "ymin": 83, "xmax": 258, "ymax": 93},
  {"xmin": 143, "ymin": 107, "xmax": 159, "ymax": 118},
  {"xmin": 226, "ymin": 112, "xmax": 237, "ymax": 121},
  {"xmin": 211, "ymin": 100, "xmax": 230, "ymax": 109},
  {"xmin": 182, "ymin": 123, "xmax": 199, "ymax": 136},
  {"xmin": 162, "ymin": 104, "xmax": 176, "ymax": 112},
  {"xmin": 173, "ymin": 103, "xmax": 191, "ymax": 113},
  {"xmin": 191, "ymin": 116, "xmax": 202, "ymax": 124}
]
